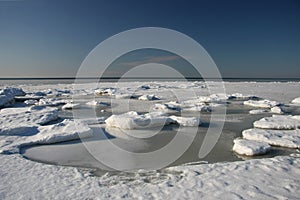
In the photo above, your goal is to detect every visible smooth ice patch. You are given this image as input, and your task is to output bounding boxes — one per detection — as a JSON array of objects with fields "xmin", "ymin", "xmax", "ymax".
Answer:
[
  {"xmin": 233, "ymin": 138, "xmax": 271, "ymax": 156},
  {"xmin": 242, "ymin": 128, "xmax": 300, "ymax": 148}
]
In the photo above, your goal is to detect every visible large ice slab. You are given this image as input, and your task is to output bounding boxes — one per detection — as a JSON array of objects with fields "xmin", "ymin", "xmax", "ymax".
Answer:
[
  {"xmin": 253, "ymin": 115, "xmax": 300, "ymax": 130},
  {"xmin": 242, "ymin": 128, "xmax": 300, "ymax": 148},
  {"xmin": 0, "ymin": 119, "xmax": 92, "ymax": 154},
  {"xmin": 0, "ymin": 106, "xmax": 59, "ymax": 136},
  {"xmin": 233, "ymin": 138, "xmax": 271, "ymax": 156}
]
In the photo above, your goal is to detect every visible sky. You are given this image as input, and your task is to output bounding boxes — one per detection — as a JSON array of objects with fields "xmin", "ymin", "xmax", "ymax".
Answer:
[{"xmin": 0, "ymin": 0, "xmax": 300, "ymax": 78}]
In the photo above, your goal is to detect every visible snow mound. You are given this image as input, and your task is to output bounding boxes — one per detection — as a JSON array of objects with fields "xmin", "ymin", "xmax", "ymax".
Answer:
[
  {"xmin": 244, "ymin": 99, "xmax": 279, "ymax": 108},
  {"xmin": 291, "ymin": 97, "xmax": 300, "ymax": 104},
  {"xmin": 138, "ymin": 94, "xmax": 160, "ymax": 101},
  {"xmin": 62, "ymin": 103, "xmax": 80, "ymax": 110},
  {"xmin": 242, "ymin": 128, "xmax": 300, "ymax": 148},
  {"xmin": 233, "ymin": 138, "xmax": 271, "ymax": 156},
  {"xmin": 0, "ymin": 106, "xmax": 59, "ymax": 135},
  {"xmin": 270, "ymin": 106, "xmax": 284, "ymax": 114},
  {"xmin": 86, "ymin": 100, "xmax": 110, "ymax": 107},
  {"xmin": 0, "ymin": 87, "xmax": 25, "ymax": 107},
  {"xmin": 105, "ymin": 111, "xmax": 201, "ymax": 129},
  {"xmin": 253, "ymin": 115, "xmax": 300, "ymax": 130},
  {"xmin": 0, "ymin": 119, "xmax": 92, "ymax": 154}
]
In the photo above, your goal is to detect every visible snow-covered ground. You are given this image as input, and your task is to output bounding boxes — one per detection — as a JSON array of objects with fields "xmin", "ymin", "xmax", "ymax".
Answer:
[{"xmin": 0, "ymin": 81, "xmax": 300, "ymax": 199}]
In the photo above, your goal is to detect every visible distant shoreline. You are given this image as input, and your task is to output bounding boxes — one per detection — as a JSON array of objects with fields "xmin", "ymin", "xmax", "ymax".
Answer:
[{"xmin": 1, "ymin": 77, "xmax": 300, "ymax": 81}]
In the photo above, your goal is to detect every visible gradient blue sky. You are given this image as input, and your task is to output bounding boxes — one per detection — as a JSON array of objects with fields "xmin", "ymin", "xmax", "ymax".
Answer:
[{"xmin": 0, "ymin": 0, "xmax": 300, "ymax": 78}]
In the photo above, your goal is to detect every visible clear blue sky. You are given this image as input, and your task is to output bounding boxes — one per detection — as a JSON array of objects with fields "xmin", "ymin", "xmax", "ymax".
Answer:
[{"xmin": 0, "ymin": 0, "xmax": 300, "ymax": 78}]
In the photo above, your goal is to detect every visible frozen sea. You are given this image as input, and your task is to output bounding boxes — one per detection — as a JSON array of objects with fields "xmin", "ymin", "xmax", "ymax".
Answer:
[{"xmin": 0, "ymin": 78, "xmax": 300, "ymax": 199}]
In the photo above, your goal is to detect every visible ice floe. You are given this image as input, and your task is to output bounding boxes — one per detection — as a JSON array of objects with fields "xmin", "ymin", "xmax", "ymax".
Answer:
[
  {"xmin": 228, "ymin": 93, "xmax": 258, "ymax": 101},
  {"xmin": 94, "ymin": 88, "xmax": 116, "ymax": 96},
  {"xmin": 62, "ymin": 103, "xmax": 80, "ymax": 110},
  {"xmin": 105, "ymin": 111, "xmax": 171, "ymax": 129},
  {"xmin": 249, "ymin": 109, "xmax": 269, "ymax": 114},
  {"xmin": 138, "ymin": 94, "xmax": 160, "ymax": 101},
  {"xmin": 253, "ymin": 115, "xmax": 300, "ymax": 130},
  {"xmin": 270, "ymin": 106, "xmax": 284, "ymax": 114},
  {"xmin": 38, "ymin": 98, "xmax": 68, "ymax": 106},
  {"xmin": 244, "ymin": 99, "xmax": 279, "ymax": 108},
  {"xmin": 24, "ymin": 99, "xmax": 38, "ymax": 105},
  {"xmin": 105, "ymin": 111, "xmax": 201, "ymax": 130},
  {"xmin": 233, "ymin": 138, "xmax": 271, "ymax": 156},
  {"xmin": 86, "ymin": 100, "xmax": 110, "ymax": 107},
  {"xmin": 169, "ymin": 116, "xmax": 200, "ymax": 127},
  {"xmin": 242, "ymin": 128, "xmax": 300, "ymax": 148},
  {"xmin": 291, "ymin": 97, "xmax": 300, "ymax": 104}
]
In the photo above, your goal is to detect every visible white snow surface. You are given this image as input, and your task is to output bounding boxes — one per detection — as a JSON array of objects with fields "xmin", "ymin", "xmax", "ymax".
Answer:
[
  {"xmin": 0, "ymin": 154, "xmax": 299, "ymax": 199},
  {"xmin": 253, "ymin": 115, "xmax": 300, "ymax": 130},
  {"xmin": 233, "ymin": 138, "xmax": 271, "ymax": 156},
  {"xmin": 242, "ymin": 128, "xmax": 300, "ymax": 148}
]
